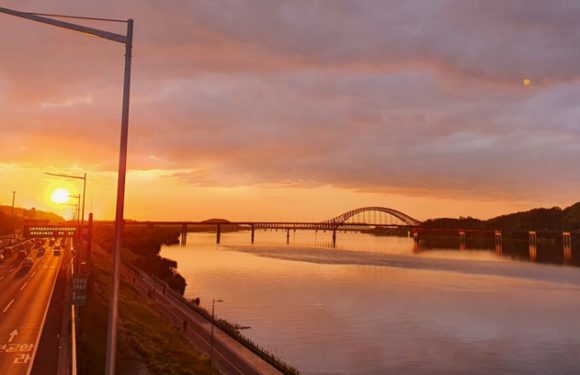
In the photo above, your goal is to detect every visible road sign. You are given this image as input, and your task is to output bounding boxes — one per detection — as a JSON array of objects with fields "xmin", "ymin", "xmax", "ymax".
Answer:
[
  {"xmin": 72, "ymin": 276, "xmax": 88, "ymax": 306},
  {"xmin": 23, "ymin": 225, "xmax": 78, "ymax": 238}
]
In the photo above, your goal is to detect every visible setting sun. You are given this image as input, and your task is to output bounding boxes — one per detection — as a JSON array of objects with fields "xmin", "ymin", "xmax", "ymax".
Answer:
[
  {"xmin": 3, "ymin": 3, "xmax": 580, "ymax": 375},
  {"xmin": 51, "ymin": 188, "xmax": 70, "ymax": 204}
]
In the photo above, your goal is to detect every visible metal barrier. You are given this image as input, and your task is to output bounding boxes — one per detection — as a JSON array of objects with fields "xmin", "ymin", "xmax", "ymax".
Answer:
[
  {"xmin": 71, "ymin": 305, "xmax": 77, "ymax": 375},
  {"xmin": 70, "ymin": 259, "xmax": 78, "ymax": 375}
]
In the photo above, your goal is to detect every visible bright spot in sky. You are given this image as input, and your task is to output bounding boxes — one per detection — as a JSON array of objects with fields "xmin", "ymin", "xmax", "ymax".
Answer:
[
  {"xmin": 51, "ymin": 188, "xmax": 70, "ymax": 204},
  {"xmin": 522, "ymin": 78, "xmax": 531, "ymax": 86}
]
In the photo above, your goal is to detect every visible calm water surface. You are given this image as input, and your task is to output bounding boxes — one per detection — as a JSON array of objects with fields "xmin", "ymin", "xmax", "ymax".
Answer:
[{"xmin": 161, "ymin": 231, "xmax": 580, "ymax": 375}]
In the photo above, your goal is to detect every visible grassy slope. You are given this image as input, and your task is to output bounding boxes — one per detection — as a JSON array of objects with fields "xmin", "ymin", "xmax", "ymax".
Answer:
[{"xmin": 77, "ymin": 242, "xmax": 218, "ymax": 375}]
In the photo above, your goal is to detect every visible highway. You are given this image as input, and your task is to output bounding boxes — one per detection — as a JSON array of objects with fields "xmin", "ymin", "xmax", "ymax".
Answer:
[{"xmin": 0, "ymin": 242, "xmax": 62, "ymax": 375}]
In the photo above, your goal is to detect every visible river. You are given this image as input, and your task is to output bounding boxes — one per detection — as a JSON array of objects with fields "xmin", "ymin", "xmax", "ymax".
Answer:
[{"xmin": 161, "ymin": 230, "xmax": 580, "ymax": 375}]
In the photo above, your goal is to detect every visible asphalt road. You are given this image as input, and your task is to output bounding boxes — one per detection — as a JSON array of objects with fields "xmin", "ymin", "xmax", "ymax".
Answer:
[{"xmin": 0, "ymin": 244, "xmax": 62, "ymax": 375}]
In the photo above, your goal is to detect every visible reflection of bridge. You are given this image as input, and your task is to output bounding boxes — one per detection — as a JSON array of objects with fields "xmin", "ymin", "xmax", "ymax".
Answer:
[{"xmin": 118, "ymin": 207, "xmax": 421, "ymax": 246}]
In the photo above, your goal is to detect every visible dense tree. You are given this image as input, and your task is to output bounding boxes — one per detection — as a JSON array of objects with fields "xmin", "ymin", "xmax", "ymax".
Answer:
[{"xmin": 427, "ymin": 203, "xmax": 580, "ymax": 231}]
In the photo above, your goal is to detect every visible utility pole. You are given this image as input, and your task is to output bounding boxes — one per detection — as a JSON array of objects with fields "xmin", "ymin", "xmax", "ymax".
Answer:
[
  {"xmin": 81, "ymin": 172, "xmax": 86, "ymax": 227},
  {"xmin": 45, "ymin": 172, "xmax": 88, "ymax": 226},
  {"xmin": 210, "ymin": 298, "xmax": 223, "ymax": 365},
  {"xmin": 11, "ymin": 191, "xmax": 15, "ymax": 216},
  {"xmin": 0, "ymin": 8, "xmax": 134, "ymax": 375}
]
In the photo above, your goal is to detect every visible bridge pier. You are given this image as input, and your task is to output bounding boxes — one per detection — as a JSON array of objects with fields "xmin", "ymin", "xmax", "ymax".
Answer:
[
  {"xmin": 529, "ymin": 231, "xmax": 537, "ymax": 262},
  {"xmin": 180, "ymin": 223, "xmax": 187, "ymax": 246},
  {"xmin": 216, "ymin": 224, "xmax": 221, "ymax": 244},
  {"xmin": 495, "ymin": 230, "xmax": 502, "ymax": 255},
  {"xmin": 286, "ymin": 228, "xmax": 290, "ymax": 244},
  {"xmin": 563, "ymin": 232, "xmax": 572, "ymax": 264},
  {"xmin": 459, "ymin": 231, "xmax": 466, "ymax": 251},
  {"xmin": 332, "ymin": 228, "xmax": 337, "ymax": 248},
  {"xmin": 251, "ymin": 224, "xmax": 255, "ymax": 244}
]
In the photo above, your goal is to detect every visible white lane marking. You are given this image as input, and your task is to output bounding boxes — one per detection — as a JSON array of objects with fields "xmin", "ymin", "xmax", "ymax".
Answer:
[
  {"xmin": 9, "ymin": 267, "xmax": 15, "ymax": 272},
  {"xmin": 14, "ymin": 353, "xmax": 32, "ymax": 364},
  {"xmin": 19, "ymin": 282, "xmax": 28, "ymax": 291},
  {"xmin": 8, "ymin": 329, "xmax": 18, "ymax": 343},
  {"xmin": 30, "ymin": 271, "xmax": 36, "ymax": 278},
  {"xmin": 0, "ymin": 275, "xmax": 5, "ymax": 281},
  {"xmin": 26, "ymin": 253, "xmax": 62, "ymax": 375},
  {"xmin": 3, "ymin": 299, "xmax": 15, "ymax": 313},
  {"xmin": 0, "ymin": 342, "xmax": 34, "ymax": 355}
]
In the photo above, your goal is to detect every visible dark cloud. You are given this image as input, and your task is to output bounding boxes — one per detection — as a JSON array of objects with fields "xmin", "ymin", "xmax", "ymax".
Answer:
[{"xmin": 2, "ymin": 0, "xmax": 580, "ymax": 203}]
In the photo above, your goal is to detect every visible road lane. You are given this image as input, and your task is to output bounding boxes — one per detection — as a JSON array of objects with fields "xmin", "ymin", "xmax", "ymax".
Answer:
[
  {"xmin": 0, "ymin": 246, "xmax": 62, "ymax": 375},
  {"xmin": 0, "ymin": 247, "xmax": 53, "ymax": 314}
]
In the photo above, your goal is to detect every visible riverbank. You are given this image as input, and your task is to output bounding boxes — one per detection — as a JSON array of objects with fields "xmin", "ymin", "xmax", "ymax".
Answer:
[
  {"xmin": 84, "ymin": 225, "xmax": 298, "ymax": 374},
  {"xmin": 95, "ymin": 224, "xmax": 187, "ymax": 293},
  {"xmin": 76, "ymin": 239, "xmax": 218, "ymax": 375},
  {"xmin": 126, "ymin": 264, "xmax": 288, "ymax": 375}
]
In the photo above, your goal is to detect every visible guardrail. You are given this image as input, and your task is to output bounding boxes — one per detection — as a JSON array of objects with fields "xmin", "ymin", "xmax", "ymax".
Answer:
[
  {"xmin": 69, "ymin": 258, "xmax": 78, "ymax": 375},
  {"xmin": 70, "ymin": 305, "xmax": 77, "ymax": 375}
]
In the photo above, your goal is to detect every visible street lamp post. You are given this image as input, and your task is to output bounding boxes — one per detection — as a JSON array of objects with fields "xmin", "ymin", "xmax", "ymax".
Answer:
[
  {"xmin": 0, "ymin": 8, "xmax": 134, "ymax": 375},
  {"xmin": 67, "ymin": 194, "xmax": 81, "ymax": 225},
  {"xmin": 81, "ymin": 172, "xmax": 86, "ymax": 227},
  {"xmin": 210, "ymin": 298, "xmax": 223, "ymax": 365},
  {"xmin": 11, "ymin": 191, "xmax": 15, "ymax": 216},
  {"xmin": 64, "ymin": 203, "xmax": 79, "ymax": 223},
  {"xmin": 45, "ymin": 172, "xmax": 87, "ymax": 226}
]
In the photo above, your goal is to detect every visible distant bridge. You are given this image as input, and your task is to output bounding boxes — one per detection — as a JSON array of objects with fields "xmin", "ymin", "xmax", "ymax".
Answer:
[
  {"xmin": 327, "ymin": 206, "xmax": 421, "ymax": 226},
  {"xmin": 118, "ymin": 206, "xmax": 421, "ymax": 230},
  {"xmin": 112, "ymin": 206, "xmax": 422, "ymax": 245},
  {"xmin": 253, "ymin": 206, "xmax": 421, "ymax": 230}
]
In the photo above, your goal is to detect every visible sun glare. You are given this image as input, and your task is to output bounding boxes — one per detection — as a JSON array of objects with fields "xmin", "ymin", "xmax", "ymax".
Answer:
[{"xmin": 51, "ymin": 188, "xmax": 70, "ymax": 204}]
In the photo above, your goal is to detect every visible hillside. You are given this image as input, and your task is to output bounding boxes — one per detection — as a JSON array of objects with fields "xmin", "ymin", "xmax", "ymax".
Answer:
[
  {"xmin": 76, "ymin": 236, "xmax": 217, "ymax": 375},
  {"xmin": 424, "ymin": 202, "xmax": 580, "ymax": 232},
  {"xmin": 0, "ymin": 205, "xmax": 64, "ymax": 222},
  {"xmin": 0, "ymin": 205, "xmax": 64, "ymax": 235}
]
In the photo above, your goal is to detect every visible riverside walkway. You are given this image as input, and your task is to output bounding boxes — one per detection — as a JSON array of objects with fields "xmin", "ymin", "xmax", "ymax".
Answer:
[{"xmin": 122, "ymin": 265, "xmax": 284, "ymax": 375}]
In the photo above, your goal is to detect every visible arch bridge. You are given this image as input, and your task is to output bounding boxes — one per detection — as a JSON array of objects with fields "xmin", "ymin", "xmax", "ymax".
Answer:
[
  {"xmin": 254, "ymin": 206, "xmax": 421, "ymax": 230},
  {"xmin": 234, "ymin": 207, "xmax": 421, "ymax": 246},
  {"xmin": 118, "ymin": 206, "xmax": 421, "ymax": 245}
]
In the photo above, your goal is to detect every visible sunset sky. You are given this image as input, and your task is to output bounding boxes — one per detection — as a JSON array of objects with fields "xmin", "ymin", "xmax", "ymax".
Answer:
[{"xmin": 2, "ymin": 1, "xmax": 580, "ymax": 221}]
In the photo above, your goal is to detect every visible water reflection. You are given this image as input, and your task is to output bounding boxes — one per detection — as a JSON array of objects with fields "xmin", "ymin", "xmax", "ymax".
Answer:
[
  {"xmin": 162, "ymin": 231, "xmax": 580, "ymax": 375},
  {"xmin": 564, "ymin": 232, "xmax": 572, "ymax": 265},
  {"xmin": 416, "ymin": 233, "xmax": 579, "ymax": 267},
  {"xmin": 237, "ymin": 227, "xmax": 580, "ymax": 268}
]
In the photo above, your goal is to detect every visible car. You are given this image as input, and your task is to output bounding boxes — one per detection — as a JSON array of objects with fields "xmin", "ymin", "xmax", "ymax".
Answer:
[
  {"xmin": 22, "ymin": 257, "xmax": 33, "ymax": 270},
  {"xmin": 0, "ymin": 253, "xmax": 4, "ymax": 263},
  {"xmin": 17, "ymin": 250, "xmax": 27, "ymax": 261},
  {"xmin": 37, "ymin": 247, "xmax": 46, "ymax": 256},
  {"xmin": 53, "ymin": 248, "xmax": 61, "ymax": 256}
]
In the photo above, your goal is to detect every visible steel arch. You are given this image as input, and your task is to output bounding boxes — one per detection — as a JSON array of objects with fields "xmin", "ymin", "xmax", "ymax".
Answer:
[{"xmin": 324, "ymin": 207, "xmax": 421, "ymax": 226}]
